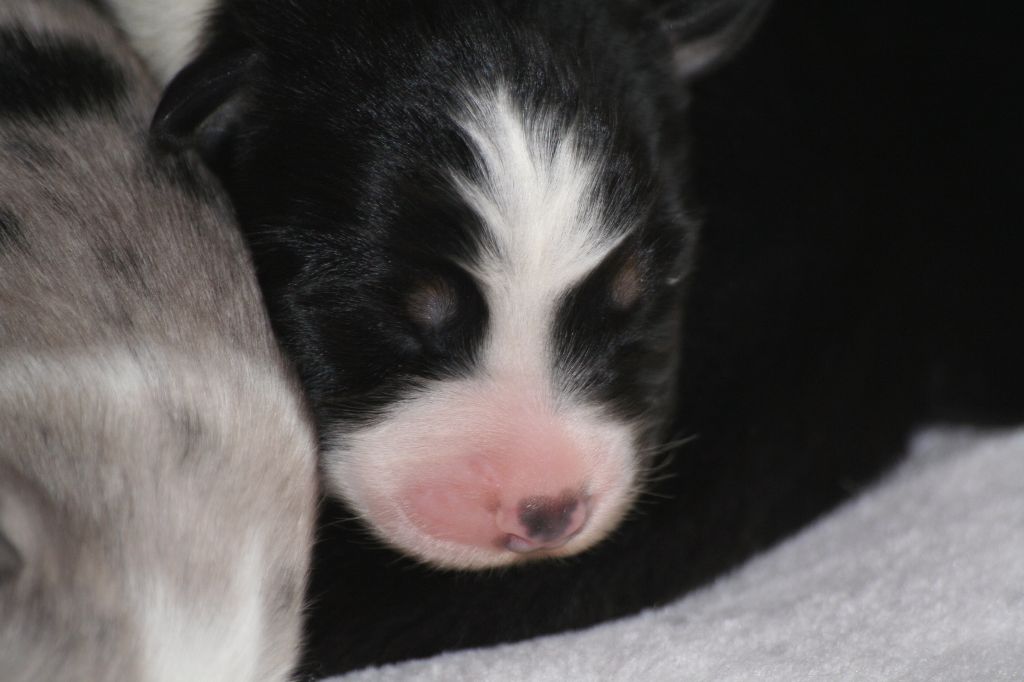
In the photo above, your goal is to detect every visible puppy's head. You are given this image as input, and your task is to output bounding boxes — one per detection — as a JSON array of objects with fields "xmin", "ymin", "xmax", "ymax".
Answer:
[{"xmin": 152, "ymin": 0, "xmax": 767, "ymax": 569}]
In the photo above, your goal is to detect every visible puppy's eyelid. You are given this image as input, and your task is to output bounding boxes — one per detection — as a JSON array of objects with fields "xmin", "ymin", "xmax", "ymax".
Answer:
[
  {"xmin": 610, "ymin": 254, "xmax": 643, "ymax": 309},
  {"xmin": 407, "ymin": 278, "xmax": 459, "ymax": 329}
]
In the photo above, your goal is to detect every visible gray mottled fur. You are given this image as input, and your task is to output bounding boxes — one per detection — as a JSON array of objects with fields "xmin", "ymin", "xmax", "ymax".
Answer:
[{"xmin": 0, "ymin": 1, "xmax": 318, "ymax": 680}]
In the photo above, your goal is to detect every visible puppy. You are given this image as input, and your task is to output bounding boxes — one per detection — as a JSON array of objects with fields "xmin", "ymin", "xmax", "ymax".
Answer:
[
  {"xmin": 101, "ymin": 0, "xmax": 768, "ymax": 571},
  {"xmin": 0, "ymin": 1, "xmax": 316, "ymax": 679}
]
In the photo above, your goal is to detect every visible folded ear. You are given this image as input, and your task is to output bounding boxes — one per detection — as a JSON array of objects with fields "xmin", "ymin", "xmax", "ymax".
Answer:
[
  {"xmin": 0, "ymin": 529, "xmax": 21, "ymax": 584},
  {"xmin": 645, "ymin": 0, "xmax": 771, "ymax": 78},
  {"xmin": 0, "ymin": 465, "xmax": 52, "ymax": 587},
  {"xmin": 150, "ymin": 44, "xmax": 259, "ymax": 167}
]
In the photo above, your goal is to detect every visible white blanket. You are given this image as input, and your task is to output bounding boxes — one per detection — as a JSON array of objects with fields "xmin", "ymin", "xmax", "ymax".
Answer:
[{"xmin": 331, "ymin": 428, "xmax": 1024, "ymax": 681}]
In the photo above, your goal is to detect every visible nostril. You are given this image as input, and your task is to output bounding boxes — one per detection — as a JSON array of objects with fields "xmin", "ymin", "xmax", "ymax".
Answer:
[
  {"xmin": 494, "ymin": 491, "xmax": 591, "ymax": 554},
  {"xmin": 518, "ymin": 493, "xmax": 586, "ymax": 543},
  {"xmin": 505, "ymin": 534, "xmax": 540, "ymax": 553}
]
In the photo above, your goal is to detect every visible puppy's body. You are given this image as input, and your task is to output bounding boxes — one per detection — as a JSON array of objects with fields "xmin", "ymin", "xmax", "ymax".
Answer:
[{"xmin": 0, "ymin": 1, "xmax": 316, "ymax": 679}]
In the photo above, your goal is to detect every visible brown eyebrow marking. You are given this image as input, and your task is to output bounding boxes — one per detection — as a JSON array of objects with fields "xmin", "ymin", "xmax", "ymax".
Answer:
[{"xmin": 610, "ymin": 253, "xmax": 643, "ymax": 309}]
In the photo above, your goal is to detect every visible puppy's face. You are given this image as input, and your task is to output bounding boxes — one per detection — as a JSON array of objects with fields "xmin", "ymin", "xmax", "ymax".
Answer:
[
  {"xmin": 247, "ymin": 86, "xmax": 688, "ymax": 569},
  {"xmin": 152, "ymin": 0, "xmax": 765, "ymax": 568}
]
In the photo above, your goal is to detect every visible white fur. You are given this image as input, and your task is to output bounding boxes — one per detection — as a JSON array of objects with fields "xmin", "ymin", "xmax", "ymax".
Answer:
[
  {"xmin": 140, "ymin": 541, "xmax": 265, "ymax": 682},
  {"xmin": 454, "ymin": 87, "xmax": 631, "ymax": 391},
  {"xmin": 0, "ymin": 350, "xmax": 314, "ymax": 681},
  {"xmin": 103, "ymin": 0, "xmax": 215, "ymax": 83},
  {"xmin": 327, "ymin": 379, "xmax": 638, "ymax": 569}
]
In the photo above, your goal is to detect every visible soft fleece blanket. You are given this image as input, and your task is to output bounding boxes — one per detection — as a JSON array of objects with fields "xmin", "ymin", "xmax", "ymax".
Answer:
[{"xmin": 330, "ymin": 428, "xmax": 1024, "ymax": 681}]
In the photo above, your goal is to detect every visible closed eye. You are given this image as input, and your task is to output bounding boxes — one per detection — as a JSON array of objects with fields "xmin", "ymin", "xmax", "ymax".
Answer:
[
  {"xmin": 610, "ymin": 253, "xmax": 643, "ymax": 310},
  {"xmin": 407, "ymin": 276, "xmax": 459, "ymax": 331},
  {"xmin": 398, "ymin": 263, "xmax": 488, "ymax": 369}
]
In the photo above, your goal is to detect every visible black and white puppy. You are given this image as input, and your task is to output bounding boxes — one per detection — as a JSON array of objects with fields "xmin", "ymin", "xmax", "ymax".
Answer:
[
  {"xmin": 0, "ymin": 1, "xmax": 316, "ymax": 679},
  {"xmin": 103, "ymin": 0, "xmax": 767, "ymax": 570}
]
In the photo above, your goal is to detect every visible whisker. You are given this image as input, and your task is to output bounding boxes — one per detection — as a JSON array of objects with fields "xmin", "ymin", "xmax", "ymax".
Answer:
[{"xmin": 639, "ymin": 432, "xmax": 699, "ymax": 458}]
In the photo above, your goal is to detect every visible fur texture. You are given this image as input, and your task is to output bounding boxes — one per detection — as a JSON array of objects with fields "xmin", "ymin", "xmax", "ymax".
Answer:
[{"xmin": 0, "ymin": 1, "xmax": 317, "ymax": 679}]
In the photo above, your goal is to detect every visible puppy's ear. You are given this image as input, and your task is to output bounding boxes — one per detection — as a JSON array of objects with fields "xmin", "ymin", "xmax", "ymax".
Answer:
[
  {"xmin": 0, "ymin": 530, "xmax": 21, "ymax": 584},
  {"xmin": 151, "ymin": 44, "xmax": 259, "ymax": 166},
  {"xmin": 647, "ymin": 0, "xmax": 771, "ymax": 78},
  {"xmin": 0, "ymin": 465, "xmax": 55, "ymax": 588}
]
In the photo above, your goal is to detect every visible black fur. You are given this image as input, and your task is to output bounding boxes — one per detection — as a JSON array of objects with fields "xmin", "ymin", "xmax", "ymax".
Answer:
[
  {"xmin": 0, "ymin": 28, "xmax": 127, "ymax": 119},
  {"xmin": 0, "ymin": 206, "xmax": 25, "ymax": 253},
  {"xmin": 1, "ymin": 137, "xmax": 58, "ymax": 170}
]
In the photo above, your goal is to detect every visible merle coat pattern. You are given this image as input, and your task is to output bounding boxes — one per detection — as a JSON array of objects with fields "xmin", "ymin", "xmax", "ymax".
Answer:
[{"xmin": 0, "ymin": 1, "xmax": 316, "ymax": 679}]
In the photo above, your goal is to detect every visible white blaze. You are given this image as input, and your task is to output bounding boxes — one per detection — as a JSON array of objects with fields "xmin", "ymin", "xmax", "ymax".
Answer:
[{"xmin": 454, "ymin": 87, "xmax": 629, "ymax": 389}]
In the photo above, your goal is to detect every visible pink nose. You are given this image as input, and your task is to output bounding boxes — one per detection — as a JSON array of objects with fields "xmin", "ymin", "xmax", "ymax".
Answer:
[{"xmin": 497, "ymin": 493, "xmax": 589, "ymax": 553}]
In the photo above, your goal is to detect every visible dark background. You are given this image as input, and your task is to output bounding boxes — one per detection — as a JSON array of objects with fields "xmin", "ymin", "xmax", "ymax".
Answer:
[{"xmin": 302, "ymin": 1, "xmax": 1024, "ymax": 676}]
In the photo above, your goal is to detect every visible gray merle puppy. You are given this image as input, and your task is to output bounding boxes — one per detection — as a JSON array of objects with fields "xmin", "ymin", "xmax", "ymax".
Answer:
[{"xmin": 0, "ymin": 1, "xmax": 317, "ymax": 680}]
